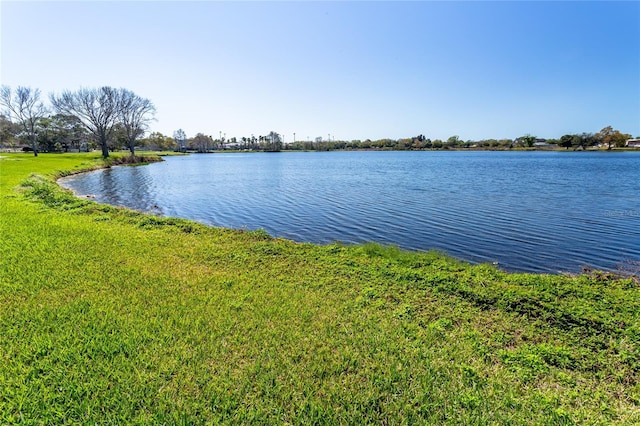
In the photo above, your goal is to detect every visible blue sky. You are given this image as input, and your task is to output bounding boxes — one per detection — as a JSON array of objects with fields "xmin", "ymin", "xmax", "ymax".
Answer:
[{"xmin": 2, "ymin": 1, "xmax": 638, "ymax": 142}]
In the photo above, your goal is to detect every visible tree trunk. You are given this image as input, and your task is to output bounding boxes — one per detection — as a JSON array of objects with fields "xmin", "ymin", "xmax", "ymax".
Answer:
[
  {"xmin": 31, "ymin": 135, "xmax": 38, "ymax": 157},
  {"xmin": 97, "ymin": 131, "xmax": 110, "ymax": 158}
]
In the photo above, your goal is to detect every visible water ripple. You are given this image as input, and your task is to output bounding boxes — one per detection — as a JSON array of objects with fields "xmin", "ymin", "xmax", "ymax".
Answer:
[{"xmin": 60, "ymin": 151, "xmax": 640, "ymax": 273}]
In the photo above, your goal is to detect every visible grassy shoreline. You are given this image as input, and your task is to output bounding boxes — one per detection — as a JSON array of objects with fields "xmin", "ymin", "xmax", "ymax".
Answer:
[{"xmin": 1, "ymin": 153, "xmax": 639, "ymax": 424}]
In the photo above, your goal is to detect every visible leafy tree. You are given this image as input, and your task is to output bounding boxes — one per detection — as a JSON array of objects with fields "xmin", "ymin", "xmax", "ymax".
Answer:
[
  {"xmin": 498, "ymin": 139, "xmax": 513, "ymax": 148},
  {"xmin": 54, "ymin": 114, "xmax": 90, "ymax": 152},
  {"xmin": 397, "ymin": 138, "xmax": 411, "ymax": 150},
  {"xmin": 567, "ymin": 134, "xmax": 581, "ymax": 150},
  {"xmin": 518, "ymin": 134, "xmax": 536, "ymax": 148},
  {"xmin": 35, "ymin": 116, "xmax": 55, "ymax": 152},
  {"xmin": 0, "ymin": 85, "xmax": 48, "ymax": 156},
  {"xmin": 410, "ymin": 135, "xmax": 426, "ymax": 149},
  {"xmin": 596, "ymin": 126, "xmax": 615, "ymax": 150},
  {"xmin": 594, "ymin": 126, "xmax": 629, "ymax": 149},
  {"xmin": 50, "ymin": 86, "xmax": 122, "ymax": 158},
  {"xmin": 38, "ymin": 114, "xmax": 89, "ymax": 152},
  {"xmin": 265, "ymin": 131, "xmax": 283, "ymax": 152},
  {"xmin": 446, "ymin": 135, "xmax": 461, "ymax": 147},
  {"xmin": 559, "ymin": 134, "xmax": 574, "ymax": 149},
  {"xmin": 613, "ymin": 132, "xmax": 632, "ymax": 148},
  {"xmin": 36, "ymin": 115, "xmax": 85, "ymax": 152},
  {"xmin": 192, "ymin": 133, "xmax": 212, "ymax": 152},
  {"xmin": 0, "ymin": 114, "xmax": 21, "ymax": 148},
  {"xmin": 572, "ymin": 132, "xmax": 597, "ymax": 150},
  {"xmin": 110, "ymin": 123, "xmax": 129, "ymax": 151},
  {"xmin": 143, "ymin": 132, "xmax": 176, "ymax": 151},
  {"xmin": 119, "ymin": 89, "xmax": 155, "ymax": 156}
]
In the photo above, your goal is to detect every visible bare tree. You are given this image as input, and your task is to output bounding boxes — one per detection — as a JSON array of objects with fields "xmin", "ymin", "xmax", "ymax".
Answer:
[
  {"xmin": 119, "ymin": 89, "xmax": 156, "ymax": 156},
  {"xmin": 50, "ymin": 86, "xmax": 122, "ymax": 158},
  {"xmin": 173, "ymin": 129, "xmax": 187, "ymax": 152},
  {"xmin": 0, "ymin": 85, "xmax": 48, "ymax": 156}
]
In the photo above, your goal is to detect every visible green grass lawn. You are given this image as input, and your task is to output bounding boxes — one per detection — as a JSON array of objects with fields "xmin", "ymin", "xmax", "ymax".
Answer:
[{"xmin": 1, "ymin": 153, "xmax": 639, "ymax": 424}]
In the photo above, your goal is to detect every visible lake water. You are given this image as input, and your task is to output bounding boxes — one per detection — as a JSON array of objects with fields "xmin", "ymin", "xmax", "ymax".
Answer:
[{"xmin": 60, "ymin": 151, "xmax": 640, "ymax": 274}]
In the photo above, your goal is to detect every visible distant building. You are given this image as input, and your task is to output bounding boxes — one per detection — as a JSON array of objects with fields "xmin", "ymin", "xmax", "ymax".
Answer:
[
  {"xmin": 626, "ymin": 139, "xmax": 640, "ymax": 148},
  {"xmin": 534, "ymin": 139, "xmax": 556, "ymax": 148}
]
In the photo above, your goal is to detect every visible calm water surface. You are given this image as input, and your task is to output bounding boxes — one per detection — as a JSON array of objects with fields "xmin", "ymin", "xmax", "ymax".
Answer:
[{"xmin": 60, "ymin": 151, "xmax": 640, "ymax": 273}]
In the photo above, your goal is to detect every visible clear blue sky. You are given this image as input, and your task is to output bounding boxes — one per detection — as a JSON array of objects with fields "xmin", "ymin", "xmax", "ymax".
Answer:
[{"xmin": 2, "ymin": 1, "xmax": 638, "ymax": 142}]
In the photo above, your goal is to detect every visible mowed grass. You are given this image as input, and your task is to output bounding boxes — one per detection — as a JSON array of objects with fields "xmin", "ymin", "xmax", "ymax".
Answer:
[{"xmin": 1, "ymin": 153, "xmax": 639, "ymax": 424}]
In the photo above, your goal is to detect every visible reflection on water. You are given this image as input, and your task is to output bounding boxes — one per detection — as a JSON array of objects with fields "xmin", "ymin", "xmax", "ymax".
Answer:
[
  {"xmin": 67, "ymin": 166, "xmax": 161, "ymax": 215},
  {"xmin": 60, "ymin": 151, "xmax": 640, "ymax": 273}
]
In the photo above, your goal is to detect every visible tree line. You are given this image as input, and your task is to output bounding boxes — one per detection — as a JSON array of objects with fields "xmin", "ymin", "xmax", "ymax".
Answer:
[
  {"xmin": 136, "ymin": 127, "xmax": 636, "ymax": 154},
  {"xmin": 1, "ymin": 85, "xmax": 155, "ymax": 157},
  {"xmin": 286, "ymin": 128, "xmax": 635, "ymax": 152},
  {"xmin": 111, "ymin": 127, "xmax": 640, "ymax": 153},
  {"xmin": 2, "ymin": 85, "xmax": 636, "ymax": 156},
  {"xmin": 167, "ymin": 130, "xmax": 284, "ymax": 153}
]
